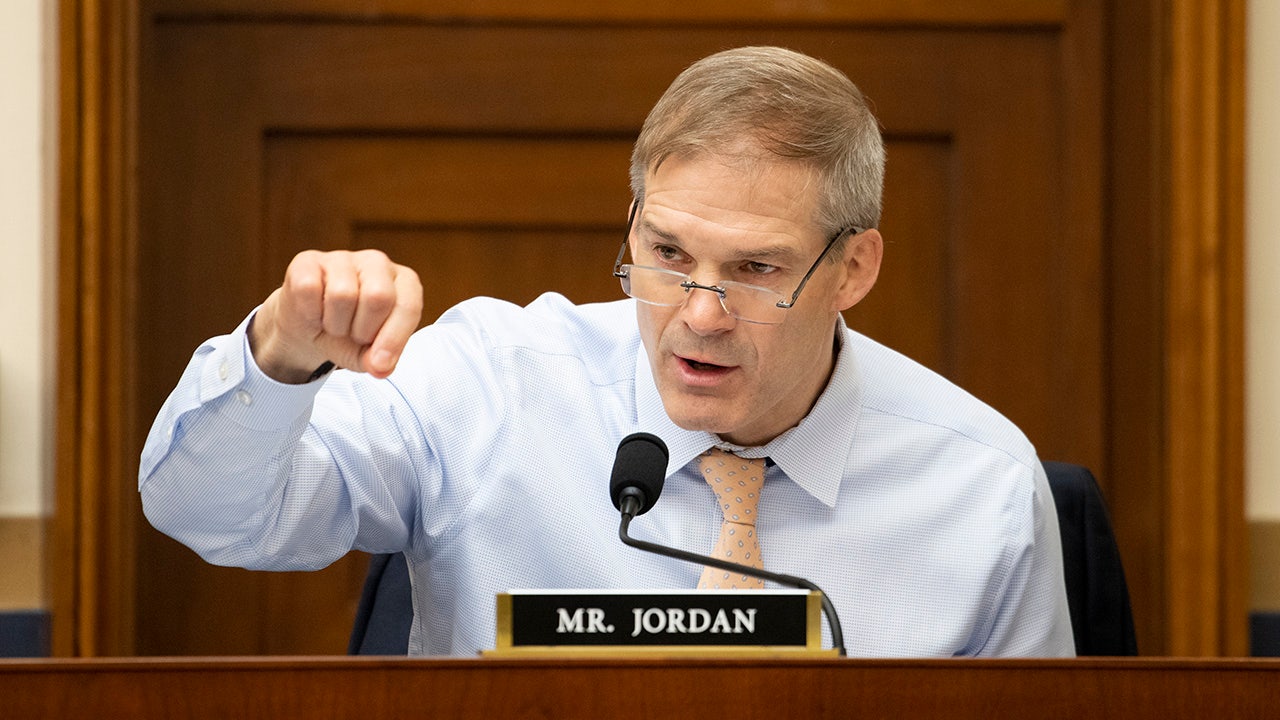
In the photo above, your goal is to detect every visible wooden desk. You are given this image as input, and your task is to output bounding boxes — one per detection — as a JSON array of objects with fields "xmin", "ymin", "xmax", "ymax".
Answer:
[{"xmin": 2, "ymin": 656, "xmax": 1278, "ymax": 718}]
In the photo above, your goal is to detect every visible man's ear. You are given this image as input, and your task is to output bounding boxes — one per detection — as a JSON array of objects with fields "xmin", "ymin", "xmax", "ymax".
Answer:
[{"xmin": 831, "ymin": 228, "xmax": 883, "ymax": 312}]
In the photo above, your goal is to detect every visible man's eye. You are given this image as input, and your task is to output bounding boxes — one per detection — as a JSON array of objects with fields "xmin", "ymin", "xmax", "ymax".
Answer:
[
  {"xmin": 653, "ymin": 246, "xmax": 683, "ymax": 262},
  {"xmin": 745, "ymin": 261, "xmax": 778, "ymax": 275}
]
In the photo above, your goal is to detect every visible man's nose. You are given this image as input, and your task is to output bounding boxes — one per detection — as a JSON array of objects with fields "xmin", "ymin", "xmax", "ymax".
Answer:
[{"xmin": 678, "ymin": 284, "xmax": 736, "ymax": 336}]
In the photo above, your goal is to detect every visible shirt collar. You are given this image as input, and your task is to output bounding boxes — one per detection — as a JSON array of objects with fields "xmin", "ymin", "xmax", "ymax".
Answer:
[{"xmin": 632, "ymin": 316, "xmax": 862, "ymax": 508}]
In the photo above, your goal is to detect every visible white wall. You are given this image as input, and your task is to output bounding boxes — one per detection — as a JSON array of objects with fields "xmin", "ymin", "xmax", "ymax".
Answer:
[
  {"xmin": 1248, "ymin": 0, "xmax": 1280, "ymax": 522},
  {"xmin": 0, "ymin": 0, "xmax": 53, "ymax": 519}
]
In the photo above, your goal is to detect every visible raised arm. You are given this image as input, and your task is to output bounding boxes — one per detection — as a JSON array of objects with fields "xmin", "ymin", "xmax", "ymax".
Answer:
[{"xmin": 139, "ymin": 249, "xmax": 427, "ymax": 570}]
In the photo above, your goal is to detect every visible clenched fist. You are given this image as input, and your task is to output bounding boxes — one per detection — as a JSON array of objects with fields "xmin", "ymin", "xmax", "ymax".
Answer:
[{"xmin": 249, "ymin": 250, "xmax": 424, "ymax": 384}]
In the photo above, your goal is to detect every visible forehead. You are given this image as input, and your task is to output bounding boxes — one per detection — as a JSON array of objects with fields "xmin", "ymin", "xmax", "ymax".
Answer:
[{"xmin": 640, "ymin": 153, "xmax": 824, "ymax": 245}]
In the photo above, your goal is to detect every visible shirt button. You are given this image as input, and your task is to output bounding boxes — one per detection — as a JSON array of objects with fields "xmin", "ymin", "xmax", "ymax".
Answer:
[
  {"xmin": 236, "ymin": 390, "xmax": 253, "ymax": 406},
  {"xmin": 219, "ymin": 360, "xmax": 229, "ymax": 381}
]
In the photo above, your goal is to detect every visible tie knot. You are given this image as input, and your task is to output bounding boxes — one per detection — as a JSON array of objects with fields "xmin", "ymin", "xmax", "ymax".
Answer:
[{"xmin": 698, "ymin": 448, "xmax": 765, "ymax": 526}]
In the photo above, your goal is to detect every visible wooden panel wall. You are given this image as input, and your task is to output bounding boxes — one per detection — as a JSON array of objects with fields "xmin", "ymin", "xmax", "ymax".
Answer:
[{"xmin": 53, "ymin": 0, "xmax": 1247, "ymax": 657}]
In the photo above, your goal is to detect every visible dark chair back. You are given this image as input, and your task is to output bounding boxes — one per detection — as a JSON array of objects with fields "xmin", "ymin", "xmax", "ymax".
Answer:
[
  {"xmin": 1043, "ymin": 461, "xmax": 1138, "ymax": 655},
  {"xmin": 347, "ymin": 552, "xmax": 413, "ymax": 655}
]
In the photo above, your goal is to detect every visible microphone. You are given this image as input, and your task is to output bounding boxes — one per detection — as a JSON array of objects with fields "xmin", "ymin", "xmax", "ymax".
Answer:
[
  {"xmin": 609, "ymin": 431, "xmax": 668, "ymax": 519},
  {"xmin": 608, "ymin": 433, "xmax": 847, "ymax": 656}
]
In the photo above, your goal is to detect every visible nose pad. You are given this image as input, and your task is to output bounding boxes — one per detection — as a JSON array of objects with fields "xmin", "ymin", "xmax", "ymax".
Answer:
[{"xmin": 679, "ymin": 284, "xmax": 736, "ymax": 333}]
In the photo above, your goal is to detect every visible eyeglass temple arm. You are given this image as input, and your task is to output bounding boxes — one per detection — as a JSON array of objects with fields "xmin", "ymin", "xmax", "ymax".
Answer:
[
  {"xmin": 613, "ymin": 201, "xmax": 643, "ymax": 277},
  {"xmin": 774, "ymin": 226, "xmax": 864, "ymax": 310}
]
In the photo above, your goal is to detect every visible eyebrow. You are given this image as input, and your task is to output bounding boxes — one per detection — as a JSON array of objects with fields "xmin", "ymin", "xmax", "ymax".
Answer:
[
  {"xmin": 637, "ymin": 219, "xmax": 680, "ymax": 244},
  {"xmin": 637, "ymin": 219, "xmax": 807, "ymax": 265}
]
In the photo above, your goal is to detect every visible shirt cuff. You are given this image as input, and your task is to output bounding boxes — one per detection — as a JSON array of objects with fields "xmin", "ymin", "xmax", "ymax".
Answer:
[{"xmin": 197, "ymin": 308, "xmax": 329, "ymax": 432}]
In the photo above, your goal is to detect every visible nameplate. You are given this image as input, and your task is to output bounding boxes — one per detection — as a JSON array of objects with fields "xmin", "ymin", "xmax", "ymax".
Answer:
[{"xmin": 489, "ymin": 589, "xmax": 827, "ymax": 656}]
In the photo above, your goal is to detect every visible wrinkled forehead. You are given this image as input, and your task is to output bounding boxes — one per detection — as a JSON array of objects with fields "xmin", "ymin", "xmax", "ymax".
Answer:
[{"xmin": 640, "ymin": 151, "xmax": 824, "ymax": 236}]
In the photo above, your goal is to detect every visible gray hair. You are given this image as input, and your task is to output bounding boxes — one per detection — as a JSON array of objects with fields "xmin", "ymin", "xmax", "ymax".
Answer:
[{"xmin": 630, "ymin": 46, "xmax": 885, "ymax": 246}]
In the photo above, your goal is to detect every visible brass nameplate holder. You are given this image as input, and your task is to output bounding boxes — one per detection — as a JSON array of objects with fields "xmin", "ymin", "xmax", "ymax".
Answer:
[{"xmin": 487, "ymin": 589, "xmax": 832, "ymax": 657}]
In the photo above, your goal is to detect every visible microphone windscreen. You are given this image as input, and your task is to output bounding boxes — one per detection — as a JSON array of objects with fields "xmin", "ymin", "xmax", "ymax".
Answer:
[{"xmin": 609, "ymin": 432, "xmax": 669, "ymax": 515}]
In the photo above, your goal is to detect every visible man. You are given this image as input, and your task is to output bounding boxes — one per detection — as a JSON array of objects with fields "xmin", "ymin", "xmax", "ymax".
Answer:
[{"xmin": 140, "ymin": 46, "xmax": 1075, "ymax": 657}]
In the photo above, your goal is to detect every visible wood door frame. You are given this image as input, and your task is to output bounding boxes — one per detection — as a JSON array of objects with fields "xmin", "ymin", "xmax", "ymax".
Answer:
[
  {"xmin": 1162, "ymin": 0, "xmax": 1247, "ymax": 656},
  {"xmin": 51, "ymin": 0, "xmax": 1246, "ymax": 656},
  {"xmin": 51, "ymin": 0, "xmax": 140, "ymax": 657}
]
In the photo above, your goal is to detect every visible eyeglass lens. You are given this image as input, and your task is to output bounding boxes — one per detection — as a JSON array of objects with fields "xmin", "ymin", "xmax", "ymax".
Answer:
[{"xmin": 620, "ymin": 265, "xmax": 787, "ymax": 324}]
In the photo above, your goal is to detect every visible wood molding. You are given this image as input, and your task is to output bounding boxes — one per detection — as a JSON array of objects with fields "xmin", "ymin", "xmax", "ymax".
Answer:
[
  {"xmin": 1163, "ymin": 0, "xmax": 1247, "ymax": 656},
  {"xmin": 142, "ymin": 0, "xmax": 1068, "ymax": 26},
  {"xmin": 7, "ymin": 657, "xmax": 1280, "ymax": 719},
  {"xmin": 50, "ymin": 0, "xmax": 140, "ymax": 657}
]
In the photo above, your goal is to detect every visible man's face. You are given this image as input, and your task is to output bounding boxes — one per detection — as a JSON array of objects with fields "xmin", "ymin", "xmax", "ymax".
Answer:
[{"xmin": 633, "ymin": 152, "xmax": 881, "ymax": 446}]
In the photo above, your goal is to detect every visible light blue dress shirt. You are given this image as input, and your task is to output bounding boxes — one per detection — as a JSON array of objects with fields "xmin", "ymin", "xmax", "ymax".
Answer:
[{"xmin": 140, "ymin": 293, "xmax": 1075, "ymax": 657}]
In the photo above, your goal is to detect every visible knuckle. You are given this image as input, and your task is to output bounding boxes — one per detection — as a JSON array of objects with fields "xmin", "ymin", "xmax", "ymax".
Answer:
[
  {"xmin": 325, "ymin": 281, "xmax": 358, "ymax": 305},
  {"xmin": 355, "ymin": 248, "xmax": 390, "ymax": 263},
  {"xmin": 283, "ymin": 270, "xmax": 323, "ymax": 300},
  {"xmin": 287, "ymin": 273, "xmax": 319, "ymax": 293},
  {"xmin": 399, "ymin": 292, "xmax": 424, "ymax": 314},
  {"xmin": 291, "ymin": 249, "xmax": 322, "ymax": 265},
  {"xmin": 397, "ymin": 269, "xmax": 424, "ymax": 302},
  {"xmin": 362, "ymin": 285, "xmax": 397, "ymax": 314}
]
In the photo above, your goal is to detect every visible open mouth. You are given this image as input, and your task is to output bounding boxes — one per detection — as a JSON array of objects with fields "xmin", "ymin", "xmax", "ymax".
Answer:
[
  {"xmin": 681, "ymin": 357, "xmax": 729, "ymax": 372},
  {"xmin": 673, "ymin": 354, "xmax": 735, "ymax": 388}
]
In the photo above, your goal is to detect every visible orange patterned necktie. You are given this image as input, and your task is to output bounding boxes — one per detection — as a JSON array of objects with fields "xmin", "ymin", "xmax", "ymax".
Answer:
[{"xmin": 697, "ymin": 448, "xmax": 767, "ymax": 590}]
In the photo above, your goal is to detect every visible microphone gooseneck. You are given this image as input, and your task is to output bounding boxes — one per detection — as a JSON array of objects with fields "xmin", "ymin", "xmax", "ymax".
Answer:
[{"xmin": 609, "ymin": 433, "xmax": 847, "ymax": 656}]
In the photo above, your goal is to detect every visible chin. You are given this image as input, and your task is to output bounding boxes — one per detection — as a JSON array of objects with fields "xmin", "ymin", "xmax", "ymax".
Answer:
[
  {"xmin": 665, "ymin": 406, "xmax": 720, "ymax": 432},
  {"xmin": 660, "ymin": 394, "xmax": 721, "ymax": 427},
  {"xmin": 662, "ymin": 398, "xmax": 739, "ymax": 436}
]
